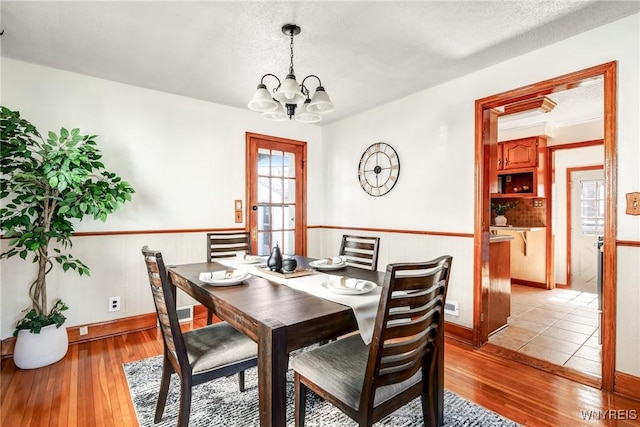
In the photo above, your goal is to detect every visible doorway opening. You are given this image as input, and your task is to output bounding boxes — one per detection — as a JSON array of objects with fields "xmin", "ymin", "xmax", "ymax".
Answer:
[{"xmin": 473, "ymin": 62, "xmax": 617, "ymax": 390}]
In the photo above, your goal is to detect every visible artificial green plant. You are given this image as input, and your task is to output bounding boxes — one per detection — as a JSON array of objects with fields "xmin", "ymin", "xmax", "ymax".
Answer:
[{"xmin": 0, "ymin": 106, "xmax": 135, "ymax": 334}]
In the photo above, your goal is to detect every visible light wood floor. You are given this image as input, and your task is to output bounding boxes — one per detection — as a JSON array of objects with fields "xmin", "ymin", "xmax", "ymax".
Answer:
[{"xmin": 2, "ymin": 320, "xmax": 639, "ymax": 426}]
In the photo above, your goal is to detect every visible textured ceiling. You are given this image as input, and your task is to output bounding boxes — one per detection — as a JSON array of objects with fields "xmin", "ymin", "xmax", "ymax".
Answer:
[{"xmin": 1, "ymin": 1, "xmax": 638, "ymax": 126}]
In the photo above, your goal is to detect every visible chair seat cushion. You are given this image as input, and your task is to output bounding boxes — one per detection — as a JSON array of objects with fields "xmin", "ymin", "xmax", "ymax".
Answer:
[
  {"xmin": 184, "ymin": 322, "xmax": 257, "ymax": 374},
  {"xmin": 291, "ymin": 335, "xmax": 422, "ymax": 411}
]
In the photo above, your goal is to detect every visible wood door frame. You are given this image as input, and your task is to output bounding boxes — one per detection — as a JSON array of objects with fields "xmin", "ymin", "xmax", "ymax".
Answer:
[
  {"xmin": 474, "ymin": 62, "xmax": 617, "ymax": 390},
  {"xmin": 566, "ymin": 164, "xmax": 604, "ymax": 288},
  {"xmin": 245, "ymin": 132, "xmax": 308, "ymax": 256}
]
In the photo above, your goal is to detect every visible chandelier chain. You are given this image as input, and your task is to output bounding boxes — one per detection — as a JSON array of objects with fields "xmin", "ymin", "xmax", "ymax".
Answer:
[{"xmin": 289, "ymin": 30, "xmax": 295, "ymax": 75}]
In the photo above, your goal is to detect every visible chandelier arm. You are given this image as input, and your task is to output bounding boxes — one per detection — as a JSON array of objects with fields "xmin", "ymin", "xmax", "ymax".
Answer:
[
  {"xmin": 300, "ymin": 75, "xmax": 323, "ymax": 97},
  {"xmin": 260, "ymin": 73, "xmax": 282, "ymax": 93}
]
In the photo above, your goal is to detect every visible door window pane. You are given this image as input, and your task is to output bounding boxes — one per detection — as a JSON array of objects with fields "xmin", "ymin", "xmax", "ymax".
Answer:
[
  {"xmin": 285, "ymin": 205, "xmax": 296, "ymax": 228},
  {"xmin": 284, "ymin": 152, "xmax": 295, "ymax": 178},
  {"xmin": 580, "ymin": 179, "xmax": 604, "ymax": 236},
  {"xmin": 283, "ymin": 231, "xmax": 295, "ymax": 255},
  {"xmin": 271, "ymin": 177, "xmax": 283, "ymax": 204},
  {"xmin": 271, "ymin": 150, "xmax": 284, "ymax": 177},
  {"xmin": 284, "ymin": 178, "xmax": 296, "ymax": 203},
  {"xmin": 258, "ymin": 177, "xmax": 270, "ymax": 203}
]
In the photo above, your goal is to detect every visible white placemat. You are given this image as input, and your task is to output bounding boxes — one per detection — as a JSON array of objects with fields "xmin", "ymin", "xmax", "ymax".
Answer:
[{"xmin": 215, "ymin": 258, "xmax": 381, "ymax": 344}]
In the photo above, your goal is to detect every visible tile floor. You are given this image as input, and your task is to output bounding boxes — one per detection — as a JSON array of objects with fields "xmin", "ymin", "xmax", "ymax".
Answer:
[{"xmin": 488, "ymin": 284, "xmax": 601, "ymax": 376}]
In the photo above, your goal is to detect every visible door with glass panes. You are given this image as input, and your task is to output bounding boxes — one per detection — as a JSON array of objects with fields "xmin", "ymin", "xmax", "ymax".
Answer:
[
  {"xmin": 569, "ymin": 167, "xmax": 604, "ymax": 293},
  {"xmin": 246, "ymin": 133, "xmax": 306, "ymax": 257}
]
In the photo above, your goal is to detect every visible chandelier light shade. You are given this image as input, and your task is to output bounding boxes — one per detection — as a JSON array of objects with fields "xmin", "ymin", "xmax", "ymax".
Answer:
[
  {"xmin": 248, "ymin": 83, "xmax": 279, "ymax": 112},
  {"xmin": 248, "ymin": 24, "xmax": 334, "ymax": 123}
]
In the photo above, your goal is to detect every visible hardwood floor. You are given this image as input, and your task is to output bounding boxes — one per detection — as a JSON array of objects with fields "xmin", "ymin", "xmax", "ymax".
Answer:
[{"xmin": 2, "ymin": 321, "xmax": 639, "ymax": 426}]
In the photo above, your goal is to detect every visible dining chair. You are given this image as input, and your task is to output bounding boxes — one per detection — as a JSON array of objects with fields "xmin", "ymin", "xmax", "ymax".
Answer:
[
  {"xmin": 291, "ymin": 255, "xmax": 453, "ymax": 427},
  {"xmin": 205, "ymin": 231, "xmax": 251, "ymax": 323},
  {"xmin": 339, "ymin": 234, "xmax": 381, "ymax": 271},
  {"xmin": 141, "ymin": 246, "xmax": 258, "ymax": 427}
]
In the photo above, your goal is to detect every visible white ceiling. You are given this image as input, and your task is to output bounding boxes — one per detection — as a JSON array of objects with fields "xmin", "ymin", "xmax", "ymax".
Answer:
[{"xmin": 1, "ymin": 1, "xmax": 638, "ymax": 126}]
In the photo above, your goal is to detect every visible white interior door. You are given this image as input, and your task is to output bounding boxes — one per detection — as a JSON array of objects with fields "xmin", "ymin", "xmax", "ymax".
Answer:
[{"xmin": 569, "ymin": 168, "xmax": 604, "ymax": 293}]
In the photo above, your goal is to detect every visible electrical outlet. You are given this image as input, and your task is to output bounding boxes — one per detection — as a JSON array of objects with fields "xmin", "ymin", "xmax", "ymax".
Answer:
[
  {"xmin": 108, "ymin": 296, "xmax": 121, "ymax": 312},
  {"xmin": 79, "ymin": 326, "xmax": 89, "ymax": 336}
]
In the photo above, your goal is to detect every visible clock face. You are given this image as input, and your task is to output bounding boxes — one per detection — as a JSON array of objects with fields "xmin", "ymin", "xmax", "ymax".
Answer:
[{"xmin": 358, "ymin": 143, "xmax": 400, "ymax": 197}]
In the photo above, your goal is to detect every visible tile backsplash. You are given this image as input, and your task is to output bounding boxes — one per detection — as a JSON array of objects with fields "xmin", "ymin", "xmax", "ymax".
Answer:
[{"xmin": 491, "ymin": 198, "xmax": 546, "ymax": 227}]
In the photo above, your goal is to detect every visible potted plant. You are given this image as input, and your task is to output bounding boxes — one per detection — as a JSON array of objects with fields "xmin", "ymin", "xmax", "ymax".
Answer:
[
  {"xmin": 1, "ymin": 106, "xmax": 135, "ymax": 369},
  {"xmin": 491, "ymin": 201, "xmax": 518, "ymax": 226}
]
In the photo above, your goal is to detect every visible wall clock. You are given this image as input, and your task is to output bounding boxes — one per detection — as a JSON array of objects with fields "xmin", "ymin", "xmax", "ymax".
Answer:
[{"xmin": 358, "ymin": 142, "xmax": 400, "ymax": 197}]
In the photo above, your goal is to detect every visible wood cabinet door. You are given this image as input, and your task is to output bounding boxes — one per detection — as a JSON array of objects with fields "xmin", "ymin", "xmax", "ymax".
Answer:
[
  {"xmin": 497, "ymin": 143, "xmax": 504, "ymax": 170},
  {"xmin": 502, "ymin": 137, "xmax": 538, "ymax": 170}
]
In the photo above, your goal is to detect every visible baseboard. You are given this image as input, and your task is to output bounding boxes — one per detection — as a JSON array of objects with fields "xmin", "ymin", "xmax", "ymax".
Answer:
[
  {"xmin": 511, "ymin": 278, "xmax": 547, "ymax": 289},
  {"xmin": 615, "ymin": 371, "xmax": 640, "ymax": 402},
  {"xmin": 1, "ymin": 312, "xmax": 157, "ymax": 359},
  {"xmin": 1, "ymin": 310, "xmax": 475, "ymax": 360},
  {"xmin": 445, "ymin": 321, "xmax": 473, "ymax": 345}
]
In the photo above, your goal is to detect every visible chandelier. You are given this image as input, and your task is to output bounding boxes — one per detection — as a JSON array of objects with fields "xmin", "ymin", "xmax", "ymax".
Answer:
[{"xmin": 248, "ymin": 24, "xmax": 334, "ymax": 123}]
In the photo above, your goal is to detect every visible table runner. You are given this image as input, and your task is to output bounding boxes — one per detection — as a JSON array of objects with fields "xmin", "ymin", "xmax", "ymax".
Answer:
[{"xmin": 215, "ymin": 258, "xmax": 382, "ymax": 344}]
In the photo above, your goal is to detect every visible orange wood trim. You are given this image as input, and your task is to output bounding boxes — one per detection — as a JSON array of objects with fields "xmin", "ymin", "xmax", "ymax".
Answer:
[
  {"xmin": 566, "ymin": 165, "xmax": 604, "ymax": 288},
  {"xmin": 617, "ymin": 240, "xmax": 640, "ymax": 247},
  {"xmin": 615, "ymin": 371, "xmax": 640, "ymax": 402},
  {"xmin": 602, "ymin": 61, "xmax": 617, "ymax": 392},
  {"xmin": 6, "ymin": 227, "xmax": 247, "ymax": 239},
  {"xmin": 549, "ymin": 139, "xmax": 604, "ymax": 151},
  {"xmin": 308, "ymin": 225, "xmax": 473, "ymax": 239},
  {"xmin": 1, "ymin": 313, "xmax": 157, "ymax": 358},
  {"xmin": 445, "ymin": 321, "xmax": 474, "ymax": 345},
  {"xmin": 511, "ymin": 278, "xmax": 547, "ymax": 289},
  {"xmin": 544, "ymin": 144, "xmax": 553, "ymax": 289},
  {"xmin": 475, "ymin": 61, "xmax": 618, "ymax": 389}
]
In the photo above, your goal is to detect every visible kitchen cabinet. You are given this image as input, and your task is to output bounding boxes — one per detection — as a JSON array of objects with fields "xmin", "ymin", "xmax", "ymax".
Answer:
[
  {"xmin": 488, "ymin": 236, "xmax": 512, "ymax": 335},
  {"xmin": 493, "ymin": 136, "xmax": 547, "ymax": 198},
  {"xmin": 500, "ymin": 137, "xmax": 539, "ymax": 170},
  {"xmin": 493, "ymin": 227, "xmax": 547, "ymax": 287}
]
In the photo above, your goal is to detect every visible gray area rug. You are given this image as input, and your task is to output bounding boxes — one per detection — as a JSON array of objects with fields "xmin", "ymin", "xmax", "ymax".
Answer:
[{"xmin": 124, "ymin": 355, "xmax": 521, "ymax": 426}]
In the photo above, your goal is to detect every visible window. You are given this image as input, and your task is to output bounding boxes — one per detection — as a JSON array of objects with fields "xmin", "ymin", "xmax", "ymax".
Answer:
[{"xmin": 580, "ymin": 179, "xmax": 604, "ymax": 236}]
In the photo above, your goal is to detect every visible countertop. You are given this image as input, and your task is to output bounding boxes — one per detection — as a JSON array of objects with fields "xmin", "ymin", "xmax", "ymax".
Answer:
[
  {"xmin": 490, "ymin": 226, "xmax": 546, "ymax": 232},
  {"xmin": 490, "ymin": 234, "xmax": 515, "ymax": 243}
]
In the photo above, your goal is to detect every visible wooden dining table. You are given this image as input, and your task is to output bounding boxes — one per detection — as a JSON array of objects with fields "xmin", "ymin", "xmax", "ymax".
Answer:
[{"xmin": 167, "ymin": 256, "xmax": 444, "ymax": 426}]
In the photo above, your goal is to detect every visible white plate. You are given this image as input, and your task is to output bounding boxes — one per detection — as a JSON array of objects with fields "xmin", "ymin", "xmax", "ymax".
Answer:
[
  {"xmin": 199, "ymin": 271, "xmax": 251, "ymax": 286},
  {"xmin": 309, "ymin": 257, "xmax": 346, "ymax": 271},
  {"xmin": 321, "ymin": 280, "xmax": 376, "ymax": 295},
  {"xmin": 230, "ymin": 255, "xmax": 264, "ymax": 264}
]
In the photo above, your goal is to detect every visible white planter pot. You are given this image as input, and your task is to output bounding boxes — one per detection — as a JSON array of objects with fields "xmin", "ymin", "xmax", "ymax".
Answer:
[
  {"xmin": 494, "ymin": 215, "xmax": 508, "ymax": 226},
  {"xmin": 13, "ymin": 324, "xmax": 69, "ymax": 369}
]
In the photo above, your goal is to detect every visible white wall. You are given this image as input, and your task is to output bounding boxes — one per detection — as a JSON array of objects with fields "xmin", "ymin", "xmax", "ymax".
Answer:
[
  {"xmin": 1, "ymin": 13, "xmax": 638, "ymax": 377},
  {"xmin": 321, "ymin": 14, "xmax": 639, "ymax": 376},
  {"xmin": 553, "ymin": 145, "xmax": 604, "ymax": 284},
  {"xmin": 0, "ymin": 58, "xmax": 323, "ymax": 337}
]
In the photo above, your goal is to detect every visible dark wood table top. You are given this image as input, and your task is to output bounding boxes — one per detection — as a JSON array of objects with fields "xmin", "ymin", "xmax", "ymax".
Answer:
[{"xmin": 168, "ymin": 255, "xmax": 385, "ymax": 350}]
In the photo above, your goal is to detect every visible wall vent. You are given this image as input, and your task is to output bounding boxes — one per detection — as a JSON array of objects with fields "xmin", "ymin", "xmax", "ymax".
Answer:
[
  {"xmin": 176, "ymin": 305, "xmax": 193, "ymax": 323},
  {"xmin": 444, "ymin": 300, "xmax": 459, "ymax": 316}
]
